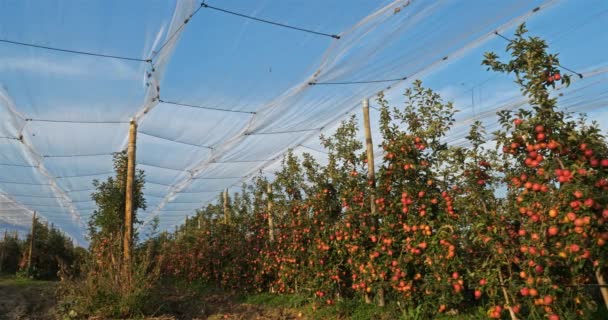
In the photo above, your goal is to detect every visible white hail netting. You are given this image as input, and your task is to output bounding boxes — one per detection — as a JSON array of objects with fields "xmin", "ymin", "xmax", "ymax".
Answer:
[{"xmin": 0, "ymin": 0, "xmax": 606, "ymax": 245}]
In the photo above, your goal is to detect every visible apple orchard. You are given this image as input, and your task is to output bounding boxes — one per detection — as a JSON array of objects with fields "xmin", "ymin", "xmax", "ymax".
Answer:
[{"xmin": 155, "ymin": 25, "xmax": 608, "ymax": 319}]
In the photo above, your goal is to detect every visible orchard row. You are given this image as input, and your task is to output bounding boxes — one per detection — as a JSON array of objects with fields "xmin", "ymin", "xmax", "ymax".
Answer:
[{"xmin": 156, "ymin": 25, "xmax": 607, "ymax": 319}]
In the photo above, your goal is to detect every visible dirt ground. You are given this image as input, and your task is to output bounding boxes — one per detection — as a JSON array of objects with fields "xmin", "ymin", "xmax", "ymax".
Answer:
[
  {"xmin": 190, "ymin": 294, "xmax": 303, "ymax": 320},
  {"xmin": 0, "ymin": 276, "xmax": 304, "ymax": 320},
  {"xmin": 150, "ymin": 283, "xmax": 305, "ymax": 320},
  {"xmin": 0, "ymin": 276, "xmax": 57, "ymax": 320}
]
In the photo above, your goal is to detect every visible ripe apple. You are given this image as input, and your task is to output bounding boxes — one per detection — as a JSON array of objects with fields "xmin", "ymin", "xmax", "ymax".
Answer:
[{"xmin": 548, "ymin": 226, "xmax": 558, "ymax": 236}]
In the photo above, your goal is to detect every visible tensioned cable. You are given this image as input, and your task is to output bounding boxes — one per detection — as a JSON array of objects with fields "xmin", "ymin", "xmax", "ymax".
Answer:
[
  {"xmin": 65, "ymin": 188, "xmax": 96, "ymax": 193},
  {"xmin": 137, "ymin": 162, "xmax": 187, "ymax": 173},
  {"xmin": 211, "ymin": 159, "xmax": 271, "ymax": 163},
  {"xmin": 299, "ymin": 144, "xmax": 329, "ymax": 154},
  {"xmin": 150, "ymin": 3, "xmax": 207, "ymax": 60},
  {"xmin": 10, "ymin": 194, "xmax": 58, "ymax": 198},
  {"xmin": 43, "ymin": 153, "xmax": 114, "ymax": 158},
  {"xmin": 307, "ymin": 54, "xmax": 447, "ymax": 85},
  {"xmin": 138, "ymin": 131, "xmax": 214, "ymax": 149},
  {"xmin": 0, "ymin": 163, "xmax": 37, "ymax": 168},
  {"xmin": 159, "ymin": 99, "xmax": 256, "ymax": 115},
  {"xmin": 25, "ymin": 118, "xmax": 128, "ymax": 124},
  {"xmin": 201, "ymin": 3, "xmax": 340, "ymax": 39},
  {"xmin": 493, "ymin": 31, "xmax": 583, "ymax": 79},
  {"xmin": 147, "ymin": 181, "xmax": 175, "ymax": 187},
  {"xmin": 192, "ymin": 176, "xmax": 244, "ymax": 180},
  {"xmin": 145, "ymin": 194, "xmax": 166, "ymax": 199},
  {"xmin": 71, "ymin": 199, "xmax": 95, "ymax": 203},
  {"xmin": 55, "ymin": 172, "xmax": 113, "ymax": 179},
  {"xmin": 0, "ymin": 38, "xmax": 151, "ymax": 63},
  {"xmin": 27, "ymin": 204, "xmax": 63, "ymax": 208},
  {"xmin": 169, "ymin": 200, "xmax": 205, "ymax": 204},
  {"xmin": 245, "ymin": 127, "xmax": 323, "ymax": 135},
  {"xmin": 174, "ymin": 190, "xmax": 222, "ymax": 194},
  {"xmin": 0, "ymin": 180, "xmax": 51, "ymax": 186},
  {"xmin": 309, "ymin": 76, "xmax": 408, "ymax": 86}
]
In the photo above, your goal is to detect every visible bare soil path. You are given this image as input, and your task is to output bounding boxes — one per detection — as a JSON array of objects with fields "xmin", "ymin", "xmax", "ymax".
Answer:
[{"xmin": 0, "ymin": 275, "xmax": 57, "ymax": 320}]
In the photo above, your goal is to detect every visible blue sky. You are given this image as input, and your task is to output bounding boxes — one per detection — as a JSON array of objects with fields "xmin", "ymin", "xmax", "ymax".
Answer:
[{"xmin": 0, "ymin": 0, "xmax": 607, "ymax": 244}]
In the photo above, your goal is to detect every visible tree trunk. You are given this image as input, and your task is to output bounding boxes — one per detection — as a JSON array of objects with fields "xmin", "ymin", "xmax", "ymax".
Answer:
[
  {"xmin": 498, "ymin": 269, "xmax": 518, "ymax": 320},
  {"xmin": 267, "ymin": 183, "xmax": 275, "ymax": 242}
]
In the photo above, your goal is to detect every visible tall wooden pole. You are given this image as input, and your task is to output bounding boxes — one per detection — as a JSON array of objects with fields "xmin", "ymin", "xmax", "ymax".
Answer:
[
  {"xmin": 0, "ymin": 230, "xmax": 6, "ymax": 273},
  {"xmin": 27, "ymin": 211, "xmax": 36, "ymax": 269},
  {"xmin": 223, "ymin": 189, "xmax": 230, "ymax": 224},
  {"xmin": 597, "ymin": 269, "xmax": 608, "ymax": 311},
  {"xmin": 363, "ymin": 99, "xmax": 384, "ymax": 306},
  {"xmin": 267, "ymin": 183, "xmax": 275, "ymax": 242},
  {"xmin": 123, "ymin": 120, "xmax": 137, "ymax": 276},
  {"xmin": 363, "ymin": 99, "xmax": 376, "ymax": 215}
]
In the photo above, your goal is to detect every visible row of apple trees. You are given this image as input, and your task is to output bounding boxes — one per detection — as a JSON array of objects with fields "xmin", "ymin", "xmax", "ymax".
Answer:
[
  {"xmin": 156, "ymin": 25, "xmax": 607, "ymax": 319},
  {"xmin": 0, "ymin": 219, "xmax": 84, "ymax": 279}
]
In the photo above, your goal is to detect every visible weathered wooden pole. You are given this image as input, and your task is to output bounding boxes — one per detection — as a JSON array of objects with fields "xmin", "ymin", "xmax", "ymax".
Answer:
[
  {"xmin": 362, "ymin": 99, "xmax": 384, "ymax": 306},
  {"xmin": 363, "ymin": 99, "xmax": 376, "ymax": 206},
  {"xmin": 267, "ymin": 183, "xmax": 275, "ymax": 242},
  {"xmin": 0, "ymin": 230, "xmax": 7, "ymax": 273},
  {"xmin": 123, "ymin": 120, "xmax": 137, "ymax": 276},
  {"xmin": 597, "ymin": 269, "xmax": 608, "ymax": 311},
  {"xmin": 363, "ymin": 99, "xmax": 377, "ymax": 221},
  {"xmin": 27, "ymin": 211, "xmax": 36, "ymax": 269},
  {"xmin": 223, "ymin": 189, "xmax": 230, "ymax": 224}
]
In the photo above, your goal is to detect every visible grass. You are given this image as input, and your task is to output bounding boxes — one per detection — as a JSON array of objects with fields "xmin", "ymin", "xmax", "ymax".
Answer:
[{"xmin": 0, "ymin": 273, "xmax": 53, "ymax": 287}]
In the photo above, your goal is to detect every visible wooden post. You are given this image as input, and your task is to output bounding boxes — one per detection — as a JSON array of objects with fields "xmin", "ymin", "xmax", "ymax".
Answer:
[
  {"xmin": 123, "ymin": 120, "xmax": 137, "ymax": 277},
  {"xmin": 27, "ymin": 211, "xmax": 36, "ymax": 270},
  {"xmin": 223, "ymin": 189, "xmax": 230, "ymax": 224},
  {"xmin": 363, "ymin": 99, "xmax": 384, "ymax": 306},
  {"xmin": 0, "ymin": 231, "xmax": 6, "ymax": 273},
  {"xmin": 363, "ymin": 99, "xmax": 376, "ymax": 215},
  {"xmin": 267, "ymin": 183, "xmax": 275, "ymax": 242},
  {"xmin": 597, "ymin": 269, "xmax": 608, "ymax": 311}
]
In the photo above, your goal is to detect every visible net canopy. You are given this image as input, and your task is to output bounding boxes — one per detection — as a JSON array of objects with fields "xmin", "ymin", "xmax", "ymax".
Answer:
[{"xmin": 1, "ymin": 0, "xmax": 606, "ymax": 246}]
